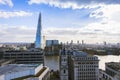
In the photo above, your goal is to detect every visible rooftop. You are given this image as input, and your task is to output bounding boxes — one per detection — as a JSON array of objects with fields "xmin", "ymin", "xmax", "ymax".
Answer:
[
  {"xmin": 13, "ymin": 66, "xmax": 48, "ymax": 80},
  {"xmin": 106, "ymin": 62, "xmax": 120, "ymax": 71},
  {"xmin": 73, "ymin": 50, "xmax": 88, "ymax": 57},
  {"xmin": 0, "ymin": 64, "xmax": 40, "ymax": 75},
  {"xmin": 71, "ymin": 50, "xmax": 99, "ymax": 61}
]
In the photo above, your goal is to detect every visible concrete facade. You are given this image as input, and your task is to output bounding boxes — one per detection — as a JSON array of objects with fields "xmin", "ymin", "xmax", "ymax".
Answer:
[
  {"xmin": 3, "ymin": 50, "xmax": 44, "ymax": 64},
  {"xmin": 60, "ymin": 49, "xmax": 99, "ymax": 80},
  {"xmin": 69, "ymin": 50, "xmax": 99, "ymax": 80}
]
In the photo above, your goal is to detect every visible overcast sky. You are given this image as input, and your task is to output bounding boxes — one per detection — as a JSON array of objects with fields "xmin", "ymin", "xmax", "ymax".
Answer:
[{"xmin": 0, "ymin": 0, "xmax": 120, "ymax": 43}]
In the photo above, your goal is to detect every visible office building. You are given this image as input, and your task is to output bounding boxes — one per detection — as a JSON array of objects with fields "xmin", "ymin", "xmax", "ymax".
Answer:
[
  {"xmin": 69, "ymin": 50, "xmax": 99, "ymax": 80},
  {"xmin": 3, "ymin": 50, "xmax": 44, "ymax": 64},
  {"xmin": 46, "ymin": 40, "xmax": 59, "ymax": 47},
  {"xmin": 35, "ymin": 13, "xmax": 42, "ymax": 48},
  {"xmin": 60, "ymin": 49, "xmax": 99, "ymax": 80},
  {"xmin": 0, "ymin": 64, "xmax": 50, "ymax": 80},
  {"xmin": 45, "ymin": 44, "xmax": 62, "ymax": 55},
  {"xmin": 99, "ymin": 62, "xmax": 120, "ymax": 80}
]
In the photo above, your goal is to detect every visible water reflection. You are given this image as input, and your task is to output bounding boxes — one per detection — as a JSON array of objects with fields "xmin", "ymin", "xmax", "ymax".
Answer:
[{"xmin": 44, "ymin": 56, "xmax": 59, "ymax": 71}]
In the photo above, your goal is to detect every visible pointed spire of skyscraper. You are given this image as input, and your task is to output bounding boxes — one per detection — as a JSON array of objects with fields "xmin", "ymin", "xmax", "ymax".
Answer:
[{"xmin": 35, "ymin": 12, "xmax": 42, "ymax": 48}]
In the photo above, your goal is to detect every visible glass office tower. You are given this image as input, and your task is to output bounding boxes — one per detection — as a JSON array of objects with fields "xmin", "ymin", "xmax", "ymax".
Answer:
[{"xmin": 35, "ymin": 13, "xmax": 41, "ymax": 48}]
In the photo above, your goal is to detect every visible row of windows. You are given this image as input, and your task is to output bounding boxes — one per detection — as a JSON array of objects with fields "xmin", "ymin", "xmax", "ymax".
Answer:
[
  {"xmin": 78, "ymin": 62, "xmax": 98, "ymax": 64},
  {"xmin": 77, "ymin": 65, "xmax": 98, "ymax": 68},
  {"xmin": 76, "ymin": 57, "xmax": 98, "ymax": 60},
  {"xmin": 77, "ymin": 78, "xmax": 98, "ymax": 80},
  {"xmin": 77, "ymin": 68, "xmax": 97, "ymax": 71},
  {"xmin": 5, "ymin": 53, "xmax": 43, "ymax": 55},
  {"xmin": 77, "ymin": 76, "xmax": 98, "ymax": 78},
  {"xmin": 78, "ymin": 67, "xmax": 98, "ymax": 69},
  {"xmin": 77, "ymin": 72, "xmax": 97, "ymax": 75},
  {"xmin": 17, "ymin": 59, "xmax": 43, "ymax": 61}
]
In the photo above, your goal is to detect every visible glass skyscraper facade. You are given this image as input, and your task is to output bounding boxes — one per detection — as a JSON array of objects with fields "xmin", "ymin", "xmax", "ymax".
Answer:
[{"xmin": 35, "ymin": 13, "xmax": 41, "ymax": 48}]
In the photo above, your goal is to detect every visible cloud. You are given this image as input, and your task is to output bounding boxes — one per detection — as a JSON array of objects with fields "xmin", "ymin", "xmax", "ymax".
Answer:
[
  {"xmin": 90, "ymin": 4, "xmax": 120, "ymax": 21},
  {"xmin": 0, "ymin": 0, "xmax": 13, "ymax": 7},
  {"xmin": 44, "ymin": 23, "xmax": 120, "ymax": 36},
  {"xmin": 0, "ymin": 11, "xmax": 33, "ymax": 18},
  {"xmin": 0, "ymin": 23, "xmax": 120, "ymax": 43},
  {"xmin": 87, "ymin": 4, "xmax": 120, "ymax": 43},
  {"xmin": 0, "ymin": 0, "xmax": 120, "ymax": 43},
  {"xmin": 28, "ymin": 0, "xmax": 100, "ymax": 9},
  {"xmin": 0, "ymin": 24, "xmax": 36, "ymax": 42},
  {"xmin": 42, "ymin": 18, "xmax": 120, "ymax": 43},
  {"xmin": 28, "ymin": 0, "xmax": 120, "ymax": 9}
]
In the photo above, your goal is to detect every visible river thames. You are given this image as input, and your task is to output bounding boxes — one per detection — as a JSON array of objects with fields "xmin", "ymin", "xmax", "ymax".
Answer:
[{"xmin": 45, "ymin": 55, "xmax": 120, "ymax": 71}]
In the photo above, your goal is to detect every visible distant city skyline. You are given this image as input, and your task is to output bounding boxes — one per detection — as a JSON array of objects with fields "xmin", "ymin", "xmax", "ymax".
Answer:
[{"xmin": 0, "ymin": 0, "xmax": 120, "ymax": 43}]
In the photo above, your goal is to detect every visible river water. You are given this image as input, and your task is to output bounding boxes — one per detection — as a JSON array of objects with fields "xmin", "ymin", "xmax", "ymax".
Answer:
[
  {"xmin": 44, "ymin": 55, "xmax": 120, "ymax": 71},
  {"xmin": 44, "ymin": 56, "xmax": 59, "ymax": 71}
]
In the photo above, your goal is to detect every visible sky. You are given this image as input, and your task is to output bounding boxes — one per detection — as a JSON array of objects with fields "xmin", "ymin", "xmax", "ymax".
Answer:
[{"xmin": 0, "ymin": 0, "xmax": 120, "ymax": 44}]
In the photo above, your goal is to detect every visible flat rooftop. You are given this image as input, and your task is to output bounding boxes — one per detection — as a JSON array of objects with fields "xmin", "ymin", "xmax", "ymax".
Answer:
[
  {"xmin": 73, "ymin": 50, "xmax": 88, "ymax": 57},
  {"xmin": 106, "ymin": 62, "xmax": 120, "ymax": 71},
  {"xmin": 0, "ymin": 64, "xmax": 40, "ymax": 75}
]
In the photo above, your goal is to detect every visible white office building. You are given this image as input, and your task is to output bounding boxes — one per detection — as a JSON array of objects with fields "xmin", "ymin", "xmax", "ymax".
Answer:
[
  {"xmin": 60, "ymin": 49, "xmax": 99, "ymax": 80},
  {"xmin": 69, "ymin": 50, "xmax": 99, "ymax": 80}
]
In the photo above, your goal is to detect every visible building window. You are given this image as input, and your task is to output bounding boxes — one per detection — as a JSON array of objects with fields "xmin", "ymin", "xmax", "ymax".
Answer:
[
  {"xmin": 64, "ymin": 70, "xmax": 66, "ymax": 73},
  {"xmin": 64, "ymin": 59, "xmax": 66, "ymax": 61}
]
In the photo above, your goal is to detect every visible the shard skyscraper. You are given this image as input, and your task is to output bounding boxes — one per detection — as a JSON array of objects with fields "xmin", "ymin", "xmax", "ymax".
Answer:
[{"xmin": 35, "ymin": 13, "xmax": 42, "ymax": 48}]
